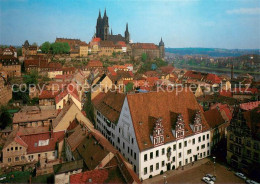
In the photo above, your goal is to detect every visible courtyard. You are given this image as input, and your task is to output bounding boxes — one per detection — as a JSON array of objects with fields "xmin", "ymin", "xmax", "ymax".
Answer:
[{"xmin": 143, "ymin": 158, "xmax": 245, "ymax": 184}]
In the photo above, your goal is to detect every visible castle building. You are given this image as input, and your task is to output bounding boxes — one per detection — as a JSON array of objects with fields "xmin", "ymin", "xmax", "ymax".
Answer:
[{"xmin": 96, "ymin": 9, "xmax": 130, "ymax": 44}]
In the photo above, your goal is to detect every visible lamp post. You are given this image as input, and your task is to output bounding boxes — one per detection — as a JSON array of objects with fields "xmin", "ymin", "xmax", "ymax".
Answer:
[
  {"xmin": 213, "ymin": 156, "xmax": 216, "ymax": 177},
  {"xmin": 163, "ymin": 175, "xmax": 167, "ymax": 184}
]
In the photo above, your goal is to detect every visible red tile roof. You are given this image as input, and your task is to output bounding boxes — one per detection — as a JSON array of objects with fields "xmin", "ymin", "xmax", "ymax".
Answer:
[
  {"xmin": 131, "ymin": 43, "xmax": 158, "ymax": 50},
  {"xmin": 86, "ymin": 60, "xmax": 103, "ymax": 68},
  {"xmin": 70, "ymin": 169, "xmax": 109, "ymax": 184},
  {"xmin": 160, "ymin": 66, "xmax": 175, "ymax": 74},
  {"xmin": 204, "ymin": 108, "xmax": 226, "ymax": 128},
  {"xmin": 20, "ymin": 131, "xmax": 65, "ymax": 154},
  {"xmin": 126, "ymin": 89, "xmax": 210, "ymax": 151},
  {"xmin": 240, "ymin": 101, "xmax": 260, "ymax": 111},
  {"xmin": 39, "ymin": 90, "xmax": 60, "ymax": 99},
  {"xmin": 116, "ymin": 41, "xmax": 127, "ymax": 47}
]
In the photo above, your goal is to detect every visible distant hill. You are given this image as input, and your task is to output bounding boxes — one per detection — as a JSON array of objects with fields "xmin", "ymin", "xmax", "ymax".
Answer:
[{"xmin": 165, "ymin": 48, "xmax": 260, "ymax": 57}]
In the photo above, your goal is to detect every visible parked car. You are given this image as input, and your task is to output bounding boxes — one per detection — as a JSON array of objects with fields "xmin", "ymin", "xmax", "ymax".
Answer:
[
  {"xmin": 246, "ymin": 179, "xmax": 260, "ymax": 184},
  {"xmin": 235, "ymin": 172, "xmax": 247, "ymax": 180},
  {"xmin": 205, "ymin": 174, "xmax": 216, "ymax": 182},
  {"xmin": 202, "ymin": 176, "xmax": 214, "ymax": 184}
]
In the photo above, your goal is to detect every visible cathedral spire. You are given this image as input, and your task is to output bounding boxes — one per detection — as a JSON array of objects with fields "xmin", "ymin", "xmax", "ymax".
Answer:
[
  {"xmin": 126, "ymin": 23, "xmax": 128, "ymax": 32},
  {"xmin": 104, "ymin": 8, "xmax": 107, "ymax": 18},
  {"xmin": 98, "ymin": 9, "xmax": 101, "ymax": 18},
  {"xmin": 111, "ymin": 28, "xmax": 113, "ymax": 35}
]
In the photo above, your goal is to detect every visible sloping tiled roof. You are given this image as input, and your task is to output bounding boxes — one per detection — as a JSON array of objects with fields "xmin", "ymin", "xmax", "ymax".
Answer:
[
  {"xmin": 204, "ymin": 108, "xmax": 226, "ymax": 128},
  {"xmin": 39, "ymin": 90, "xmax": 60, "ymax": 99},
  {"xmin": 86, "ymin": 60, "xmax": 103, "ymax": 68},
  {"xmin": 240, "ymin": 101, "xmax": 260, "ymax": 111},
  {"xmin": 20, "ymin": 131, "xmax": 65, "ymax": 154},
  {"xmin": 92, "ymin": 91, "xmax": 126, "ymax": 123},
  {"xmin": 70, "ymin": 169, "xmax": 109, "ymax": 184},
  {"xmin": 13, "ymin": 109, "xmax": 58, "ymax": 124},
  {"xmin": 131, "ymin": 43, "xmax": 158, "ymax": 50},
  {"xmin": 67, "ymin": 125, "xmax": 88, "ymax": 151},
  {"xmin": 126, "ymin": 89, "xmax": 210, "ymax": 151}
]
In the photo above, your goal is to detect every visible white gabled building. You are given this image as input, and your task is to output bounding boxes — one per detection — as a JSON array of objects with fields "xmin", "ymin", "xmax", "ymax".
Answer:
[{"xmin": 92, "ymin": 89, "xmax": 211, "ymax": 180}]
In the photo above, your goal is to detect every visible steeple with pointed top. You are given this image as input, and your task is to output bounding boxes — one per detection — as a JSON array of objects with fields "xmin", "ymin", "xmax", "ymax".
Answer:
[
  {"xmin": 159, "ymin": 37, "xmax": 165, "ymax": 59},
  {"xmin": 159, "ymin": 37, "xmax": 164, "ymax": 46},
  {"xmin": 125, "ymin": 23, "xmax": 130, "ymax": 44},
  {"xmin": 111, "ymin": 28, "xmax": 113, "ymax": 35}
]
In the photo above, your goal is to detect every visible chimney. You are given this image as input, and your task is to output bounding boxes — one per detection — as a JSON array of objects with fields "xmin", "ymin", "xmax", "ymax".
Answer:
[{"xmin": 231, "ymin": 63, "xmax": 234, "ymax": 80}]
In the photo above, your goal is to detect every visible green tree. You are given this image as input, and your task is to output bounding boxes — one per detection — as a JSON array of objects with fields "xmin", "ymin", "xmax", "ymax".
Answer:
[
  {"xmin": 41, "ymin": 42, "xmax": 51, "ymax": 53},
  {"xmin": 17, "ymin": 48, "xmax": 22, "ymax": 57},
  {"xmin": 141, "ymin": 53, "xmax": 147, "ymax": 62},
  {"xmin": 0, "ymin": 106, "xmax": 12, "ymax": 129},
  {"xmin": 125, "ymin": 82, "xmax": 134, "ymax": 92},
  {"xmin": 23, "ymin": 70, "xmax": 39, "ymax": 86}
]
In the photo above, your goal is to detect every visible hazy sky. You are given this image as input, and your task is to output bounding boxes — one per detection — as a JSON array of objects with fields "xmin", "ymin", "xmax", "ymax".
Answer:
[{"xmin": 0, "ymin": 0, "xmax": 260, "ymax": 49}]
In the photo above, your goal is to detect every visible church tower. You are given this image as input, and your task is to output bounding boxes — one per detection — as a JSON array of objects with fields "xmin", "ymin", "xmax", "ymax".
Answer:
[
  {"xmin": 102, "ymin": 9, "xmax": 109, "ymax": 40},
  {"xmin": 95, "ymin": 9, "xmax": 109, "ymax": 40},
  {"xmin": 159, "ymin": 37, "xmax": 165, "ymax": 59},
  {"xmin": 125, "ymin": 23, "xmax": 130, "ymax": 44},
  {"xmin": 96, "ymin": 10, "xmax": 102, "ymax": 39}
]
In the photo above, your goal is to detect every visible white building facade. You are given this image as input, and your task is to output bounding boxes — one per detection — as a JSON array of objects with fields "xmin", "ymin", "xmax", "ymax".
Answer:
[{"xmin": 93, "ymin": 91, "xmax": 211, "ymax": 180}]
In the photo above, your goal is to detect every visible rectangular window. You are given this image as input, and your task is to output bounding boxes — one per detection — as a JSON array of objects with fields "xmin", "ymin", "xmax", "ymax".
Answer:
[
  {"xmin": 173, "ymin": 144, "xmax": 176, "ymax": 151},
  {"xmin": 207, "ymin": 134, "xmax": 209, "ymax": 140},
  {"xmin": 203, "ymin": 135, "xmax": 205, "ymax": 141},
  {"xmin": 184, "ymin": 141, "xmax": 187, "ymax": 147},
  {"xmin": 179, "ymin": 143, "xmax": 182, "ymax": 149},
  {"xmin": 187, "ymin": 149, "xmax": 192, "ymax": 154},
  {"xmin": 201, "ymin": 144, "xmax": 205, "ymax": 149},
  {"xmin": 162, "ymin": 161, "xmax": 165, "ymax": 167},
  {"xmin": 156, "ymin": 163, "xmax": 159, "ymax": 170},
  {"xmin": 172, "ymin": 156, "xmax": 175, "ymax": 162},
  {"xmin": 144, "ymin": 154, "xmax": 147, "ymax": 161},
  {"xmin": 144, "ymin": 167, "xmax": 147, "ymax": 175},
  {"xmin": 150, "ymin": 165, "xmax": 153, "ymax": 173},
  {"xmin": 134, "ymin": 152, "xmax": 136, "ymax": 160},
  {"xmin": 162, "ymin": 148, "xmax": 165, "ymax": 155},
  {"xmin": 197, "ymin": 146, "xmax": 199, "ymax": 151},
  {"xmin": 150, "ymin": 152, "xmax": 153, "ymax": 159},
  {"xmin": 156, "ymin": 150, "xmax": 159, "ymax": 157},
  {"xmin": 198, "ymin": 137, "xmax": 201, "ymax": 143},
  {"xmin": 179, "ymin": 152, "xmax": 182, "ymax": 158},
  {"xmin": 123, "ymin": 142, "xmax": 125, "ymax": 149},
  {"xmin": 192, "ymin": 138, "xmax": 195, "ymax": 144}
]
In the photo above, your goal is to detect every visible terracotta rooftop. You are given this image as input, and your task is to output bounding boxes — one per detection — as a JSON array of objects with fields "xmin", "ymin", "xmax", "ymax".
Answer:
[
  {"xmin": 204, "ymin": 108, "xmax": 226, "ymax": 128},
  {"xmin": 126, "ymin": 90, "xmax": 210, "ymax": 151},
  {"xmin": 13, "ymin": 109, "xmax": 58, "ymax": 124},
  {"xmin": 131, "ymin": 43, "xmax": 158, "ymax": 50},
  {"xmin": 240, "ymin": 101, "xmax": 260, "ymax": 111},
  {"xmin": 92, "ymin": 91, "xmax": 126, "ymax": 124}
]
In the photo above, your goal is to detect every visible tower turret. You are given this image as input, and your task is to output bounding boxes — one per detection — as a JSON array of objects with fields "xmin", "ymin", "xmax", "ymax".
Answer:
[
  {"xmin": 125, "ymin": 23, "xmax": 130, "ymax": 44},
  {"xmin": 159, "ymin": 37, "xmax": 165, "ymax": 59}
]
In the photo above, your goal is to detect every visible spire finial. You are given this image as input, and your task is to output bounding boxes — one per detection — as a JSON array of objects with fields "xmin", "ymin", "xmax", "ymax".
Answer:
[
  {"xmin": 98, "ymin": 9, "xmax": 101, "ymax": 18},
  {"xmin": 104, "ymin": 8, "xmax": 107, "ymax": 17}
]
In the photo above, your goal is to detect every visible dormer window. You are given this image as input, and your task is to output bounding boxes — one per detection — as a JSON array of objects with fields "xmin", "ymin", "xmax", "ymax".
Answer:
[
  {"xmin": 175, "ymin": 114, "xmax": 185, "ymax": 140},
  {"xmin": 192, "ymin": 111, "xmax": 202, "ymax": 134},
  {"xmin": 152, "ymin": 118, "xmax": 164, "ymax": 147}
]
